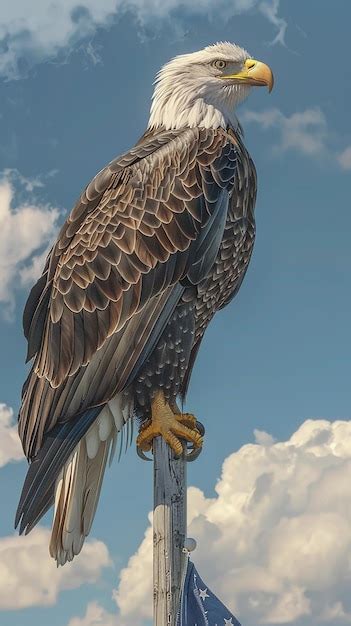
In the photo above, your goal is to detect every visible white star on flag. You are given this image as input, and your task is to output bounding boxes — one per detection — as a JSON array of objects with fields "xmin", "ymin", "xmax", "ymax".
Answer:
[
  {"xmin": 199, "ymin": 588, "xmax": 210, "ymax": 601},
  {"xmin": 224, "ymin": 618, "xmax": 234, "ymax": 625}
]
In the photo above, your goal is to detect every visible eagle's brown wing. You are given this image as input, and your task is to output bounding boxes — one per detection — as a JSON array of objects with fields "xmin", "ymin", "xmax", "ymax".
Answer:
[
  {"xmin": 19, "ymin": 127, "xmax": 238, "ymax": 459},
  {"xmin": 15, "ymin": 126, "xmax": 240, "ymax": 535}
]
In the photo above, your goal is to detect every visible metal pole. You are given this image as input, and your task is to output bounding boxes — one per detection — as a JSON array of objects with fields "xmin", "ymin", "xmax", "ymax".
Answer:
[{"xmin": 153, "ymin": 436, "xmax": 187, "ymax": 626}]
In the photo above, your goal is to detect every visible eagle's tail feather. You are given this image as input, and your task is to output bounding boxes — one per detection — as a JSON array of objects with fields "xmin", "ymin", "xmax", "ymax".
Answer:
[
  {"xmin": 49, "ymin": 398, "xmax": 131, "ymax": 566},
  {"xmin": 50, "ymin": 431, "xmax": 110, "ymax": 565}
]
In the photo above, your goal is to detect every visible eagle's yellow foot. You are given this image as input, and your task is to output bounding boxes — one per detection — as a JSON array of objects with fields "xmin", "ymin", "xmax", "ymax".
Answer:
[{"xmin": 136, "ymin": 393, "xmax": 203, "ymax": 457}]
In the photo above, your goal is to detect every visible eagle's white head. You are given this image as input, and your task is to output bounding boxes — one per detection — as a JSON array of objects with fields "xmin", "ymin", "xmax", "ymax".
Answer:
[{"xmin": 148, "ymin": 41, "xmax": 273, "ymax": 131}]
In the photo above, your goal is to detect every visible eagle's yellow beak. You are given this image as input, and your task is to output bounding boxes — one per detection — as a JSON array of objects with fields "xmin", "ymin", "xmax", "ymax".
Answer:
[{"xmin": 222, "ymin": 58, "xmax": 274, "ymax": 93}]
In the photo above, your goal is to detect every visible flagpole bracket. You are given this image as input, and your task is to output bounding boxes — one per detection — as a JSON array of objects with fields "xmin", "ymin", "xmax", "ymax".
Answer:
[{"xmin": 183, "ymin": 537, "xmax": 197, "ymax": 553}]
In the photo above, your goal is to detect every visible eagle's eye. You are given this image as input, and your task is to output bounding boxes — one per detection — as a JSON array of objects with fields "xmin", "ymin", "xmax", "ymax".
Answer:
[{"xmin": 213, "ymin": 60, "xmax": 227, "ymax": 70}]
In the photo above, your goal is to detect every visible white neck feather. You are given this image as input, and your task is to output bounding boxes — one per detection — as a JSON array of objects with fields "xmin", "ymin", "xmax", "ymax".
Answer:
[{"xmin": 148, "ymin": 70, "xmax": 247, "ymax": 131}]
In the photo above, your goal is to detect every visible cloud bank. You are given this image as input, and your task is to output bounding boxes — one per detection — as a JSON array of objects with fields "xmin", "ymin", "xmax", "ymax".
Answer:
[
  {"xmin": 0, "ymin": 170, "xmax": 60, "ymax": 314},
  {"xmin": 74, "ymin": 418, "xmax": 351, "ymax": 626},
  {"xmin": 0, "ymin": 0, "xmax": 286, "ymax": 80},
  {"xmin": 0, "ymin": 527, "xmax": 110, "ymax": 610}
]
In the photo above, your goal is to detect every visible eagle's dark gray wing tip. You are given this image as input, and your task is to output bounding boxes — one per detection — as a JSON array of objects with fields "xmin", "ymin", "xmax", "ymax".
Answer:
[{"xmin": 15, "ymin": 406, "xmax": 102, "ymax": 535}]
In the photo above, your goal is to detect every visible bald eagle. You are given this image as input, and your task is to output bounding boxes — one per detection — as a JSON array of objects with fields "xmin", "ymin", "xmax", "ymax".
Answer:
[{"xmin": 15, "ymin": 42, "xmax": 273, "ymax": 565}]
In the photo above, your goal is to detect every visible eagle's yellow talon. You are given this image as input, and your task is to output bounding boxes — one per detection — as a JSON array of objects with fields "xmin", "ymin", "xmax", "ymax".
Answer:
[{"xmin": 136, "ymin": 393, "xmax": 203, "ymax": 456}]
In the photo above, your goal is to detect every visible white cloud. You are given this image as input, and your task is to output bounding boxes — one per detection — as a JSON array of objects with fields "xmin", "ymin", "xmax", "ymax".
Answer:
[
  {"xmin": 243, "ymin": 108, "xmax": 351, "ymax": 173},
  {"xmin": 67, "ymin": 602, "xmax": 122, "ymax": 626},
  {"xmin": 0, "ymin": 1, "xmax": 286, "ymax": 80},
  {"xmin": 253, "ymin": 428, "xmax": 276, "ymax": 446},
  {"xmin": 0, "ymin": 403, "xmax": 23, "ymax": 467},
  {"xmin": 337, "ymin": 146, "xmax": 351, "ymax": 170},
  {"xmin": 259, "ymin": 0, "xmax": 287, "ymax": 45},
  {"xmin": 243, "ymin": 107, "xmax": 329, "ymax": 157},
  {"xmin": 19, "ymin": 244, "xmax": 52, "ymax": 288},
  {"xmin": 0, "ymin": 170, "xmax": 60, "ymax": 314},
  {"xmin": 0, "ymin": 527, "xmax": 111, "ymax": 610},
  {"xmin": 106, "ymin": 419, "xmax": 351, "ymax": 626},
  {"xmin": 114, "ymin": 517, "xmax": 153, "ymax": 624}
]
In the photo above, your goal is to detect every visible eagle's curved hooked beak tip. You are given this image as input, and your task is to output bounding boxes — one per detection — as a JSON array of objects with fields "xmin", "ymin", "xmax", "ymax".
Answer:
[{"xmin": 222, "ymin": 58, "xmax": 274, "ymax": 93}]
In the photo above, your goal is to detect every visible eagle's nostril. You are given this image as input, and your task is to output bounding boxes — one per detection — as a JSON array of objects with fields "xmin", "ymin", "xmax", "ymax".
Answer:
[{"xmin": 245, "ymin": 59, "xmax": 256, "ymax": 70}]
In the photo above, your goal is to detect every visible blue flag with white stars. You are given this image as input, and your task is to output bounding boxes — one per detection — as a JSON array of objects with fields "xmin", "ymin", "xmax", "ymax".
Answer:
[{"xmin": 177, "ymin": 558, "xmax": 241, "ymax": 626}]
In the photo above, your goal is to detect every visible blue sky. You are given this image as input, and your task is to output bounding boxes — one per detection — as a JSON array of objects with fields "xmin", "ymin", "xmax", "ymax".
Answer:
[{"xmin": 1, "ymin": 1, "xmax": 351, "ymax": 625}]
